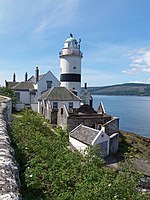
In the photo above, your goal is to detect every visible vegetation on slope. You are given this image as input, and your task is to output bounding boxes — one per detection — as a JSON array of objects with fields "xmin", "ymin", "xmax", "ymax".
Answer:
[
  {"xmin": 85, "ymin": 83, "xmax": 150, "ymax": 96},
  {"xmin": 11, "ymin": 110, "xmax": 149, "ymax": 200},
  {"xmin": 0, "ymin": 86, "xmax": 16, "ymax": 101}
]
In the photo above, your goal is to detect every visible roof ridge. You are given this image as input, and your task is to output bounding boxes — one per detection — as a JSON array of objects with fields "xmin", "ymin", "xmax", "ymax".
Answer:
[
  {"xmin": 64, "ymin": 87, "xmax": 81, "ymax": 100},
  {"xmin": 38, "ymin": 87, "xmax": 53, "ymax": 100}
]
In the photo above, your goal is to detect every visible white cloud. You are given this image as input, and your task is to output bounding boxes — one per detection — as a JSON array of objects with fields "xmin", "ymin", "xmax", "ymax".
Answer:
[
  {"xmin": 123, "ymin": 48, "xmax": 150, "ymax": 74},
  {"xmin": 0, "ymin": 0, "xmax": 80, "ymax": 35},
  {"xmin": 34, "ymin": 0, "xmax": 80, "ymax": 33}
]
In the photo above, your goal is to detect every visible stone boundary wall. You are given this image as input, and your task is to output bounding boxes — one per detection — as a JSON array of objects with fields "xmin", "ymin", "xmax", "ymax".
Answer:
[{"xmin": 0, "ymin": 96, "xmax": 21, "ymax": 200}]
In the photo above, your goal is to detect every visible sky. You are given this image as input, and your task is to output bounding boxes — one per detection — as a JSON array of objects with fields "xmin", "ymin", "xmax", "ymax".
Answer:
[{"xmin": 1, "ymin": 0, "xmax": 150, "ymax": 86}]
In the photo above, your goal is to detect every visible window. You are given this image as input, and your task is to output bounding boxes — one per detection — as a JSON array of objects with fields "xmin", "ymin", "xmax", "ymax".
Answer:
[
  {"xmin": 30, "ymin": 91, "xmax": 36, "ymax": 95},
  {"xmin": 69, "ymin": 102, "xmax": 73, "ymax": 109},
  {"xmin": 47, "ymin": 81, "xmax": 52, "ymax": 90},
  {"xmin": 53, "ymin": 102, "xmax": 58, "ymax": 109},
  {"xmin": 15, "ymin": 92, "xmax": 20, "ymax": 101}
]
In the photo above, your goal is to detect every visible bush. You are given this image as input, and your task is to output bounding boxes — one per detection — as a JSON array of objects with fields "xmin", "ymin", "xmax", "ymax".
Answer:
[{"xmin": 12, "ymin": 110, "xmax": 149, "ymax": 200}]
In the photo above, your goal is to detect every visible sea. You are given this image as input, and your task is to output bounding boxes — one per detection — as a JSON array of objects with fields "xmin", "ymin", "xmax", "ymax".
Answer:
[{"xmin": 93, "ymin": 95, "xmax": 150, "ymax": 138}]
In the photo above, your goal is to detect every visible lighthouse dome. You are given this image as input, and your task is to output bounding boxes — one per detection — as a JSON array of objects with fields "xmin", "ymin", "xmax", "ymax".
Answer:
[
  {"xmin": 64, "ymin": 33, "xmax": 78, "ymax": 48},
  {"xmin": 65, "ymin": 36, "xmax": 77, "ymax": 43}
]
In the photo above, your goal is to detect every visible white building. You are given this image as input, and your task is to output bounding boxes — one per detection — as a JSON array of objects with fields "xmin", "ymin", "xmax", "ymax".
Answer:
[
  {"xmin": 69, "ymin": 124, "xmax": 110, "ymax": 157},
  {"xmin": 38, "ymin": 86, "xmax": 81, "ymax": 123},
  {"xmin": 59, "ymin": 33, "xmax": 83, "ymax": 96},
  {"xmin": 5, "ymin": 67, "xmax": 60, "ymax": 111}
]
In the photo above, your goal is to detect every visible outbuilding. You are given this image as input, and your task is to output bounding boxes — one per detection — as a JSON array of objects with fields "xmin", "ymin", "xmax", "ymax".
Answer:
[{"xmin": 69, "ymin": 124, "xmax": 110, "ymax": 157}]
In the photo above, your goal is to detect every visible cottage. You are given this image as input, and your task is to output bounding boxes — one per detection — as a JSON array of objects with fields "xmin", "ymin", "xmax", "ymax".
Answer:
[
  {"xmin": 38, "ymin": 86, "xmax": 81, "ymax": 123},
  {"xmin": 69, "ymin": 124, "xmax": 110, "ymax": 157},
  {"xmin": 58, "ymin": 103, "xmax": 119, "ymax": 133},
  {"xmin": 11, "ymin": 81, "xmax": 36, "ymax": 111},
  {"xmin": 58, "ymin": 103, "xmax": 119, "ymax": 154},
  {"xmin": 5, "ymin": 67, "xmax": 60, "ymax": 111}
]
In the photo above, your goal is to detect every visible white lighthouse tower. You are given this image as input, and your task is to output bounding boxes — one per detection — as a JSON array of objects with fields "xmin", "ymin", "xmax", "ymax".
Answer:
[{"xmin": 59, "ymin": 33, "xmax": 83, "ymax": 96}]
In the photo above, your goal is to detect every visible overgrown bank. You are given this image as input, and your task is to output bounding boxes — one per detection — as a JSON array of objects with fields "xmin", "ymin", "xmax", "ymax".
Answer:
[{"xmin": 11, "ymin": 110, "xmax": 149, "ymax": 200}]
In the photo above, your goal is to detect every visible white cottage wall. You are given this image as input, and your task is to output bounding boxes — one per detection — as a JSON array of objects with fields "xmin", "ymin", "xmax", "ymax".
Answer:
[
  {"xmin": 69, "ymin": 136, "xmax": 88, "ymax": 153},
  {"xmin": 37, "ymin": 72, "xmax": 60, "ymax": 97},
  {"xmin": 19, "ymin": 91, "xmax": 30, "ymax": 104},
  {"xmin": 92, "ymin": 130, "xmax": 110, "ymax": 156},
  {"xmin": 15, "ymin": 91, "xmax": 30, "ymax": 111}
]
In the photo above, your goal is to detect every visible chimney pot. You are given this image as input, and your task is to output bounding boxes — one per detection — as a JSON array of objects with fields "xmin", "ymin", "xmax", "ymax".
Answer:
[
  {"xmin": 25, "ymin": 72, "xmax": 28, "ymax": 81},
  {"xmin": 13, "ymin": 73, "xmax": 16, "ymax": 82},
  {"xmin": 35, "ymin": 67, "xmax": 39, "ymax": 83}
]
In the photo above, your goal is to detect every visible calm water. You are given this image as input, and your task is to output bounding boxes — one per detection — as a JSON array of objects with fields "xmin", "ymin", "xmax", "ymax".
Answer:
[{"xmin": 93, "ymin": 95, "xmax": 150, "ymax": 138}]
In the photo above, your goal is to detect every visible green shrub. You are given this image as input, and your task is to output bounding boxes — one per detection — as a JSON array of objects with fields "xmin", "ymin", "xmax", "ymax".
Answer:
[{"xmin": 12, "ymin": 110, "xmax": 149, "ymax": 200}]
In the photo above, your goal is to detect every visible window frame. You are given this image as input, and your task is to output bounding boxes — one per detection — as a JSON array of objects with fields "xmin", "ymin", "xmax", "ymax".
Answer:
[
  {"xmin": 46, "ymin": 81, "xmax": 52, "ymax": 90},
  {"xmin": 53, "ymin": 102, "xmax": 58, "ymax": 109},
  {"xmin": 69, "ymin": 102, "xmax": 73, "ymax": 109}
]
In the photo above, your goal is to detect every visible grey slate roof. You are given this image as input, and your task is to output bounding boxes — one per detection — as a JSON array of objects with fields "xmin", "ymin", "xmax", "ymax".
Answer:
[
  {"xmin": 28, "ymin": 74, "xmax": 46, "ymax": 83},
  {"xmin": 74, "ymin": 104, "xmax": 96, "ymax": 114},
  {"xmin": 38, "ymin": 87, "xmax": 81, "ymax": 101},
  {"xmin": 28, "ymin": 70, "xmax": 60, "ymax": 84},
  {"xmin": 12, "ymin": 81, "xmax": 34, "ymax": 90},
  {"xmin": 5, "ymin": 81, "xmax": 19, "ymax": 89},
  {"xmin": 70, "ymin": 124, "xmax": 99, "ymax": 145}
]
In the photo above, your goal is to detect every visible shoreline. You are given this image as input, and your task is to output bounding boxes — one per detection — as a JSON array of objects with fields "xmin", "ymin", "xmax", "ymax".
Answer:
[{"xmin": 120, "ymin": 129, "xmax": 150, "ymax": 141}]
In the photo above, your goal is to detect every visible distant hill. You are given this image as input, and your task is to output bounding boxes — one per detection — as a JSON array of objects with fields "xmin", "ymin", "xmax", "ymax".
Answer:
[{"xmin": 83, "ymin": 83, "xmax": 150, "ymax": 96}]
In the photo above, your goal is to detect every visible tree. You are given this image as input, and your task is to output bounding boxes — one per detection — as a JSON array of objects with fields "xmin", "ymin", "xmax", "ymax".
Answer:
[{"xmin": 0, "ymin": 86, "xmax": 16, "ymax": 102}]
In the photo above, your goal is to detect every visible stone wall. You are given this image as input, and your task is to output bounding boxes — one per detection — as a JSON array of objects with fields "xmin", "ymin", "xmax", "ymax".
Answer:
[
  {"xmin": 57, "ymin": 105, "xmax": 119, "ymax": 134},
  {"xmin": 109, "ymin": 133, "xmax": 119, "ymax": 154},
  {"xmin": 66, "ymin": 114, "xmax": 112, "ymax": 132},
  {"xmin": 104, "ymin": 117, "xmax": 119, "ymax": 136},
  {"xmin": 57, "ymin": 105, "xmax": 68, "ymax": 130},
  {"xmin": 0, "ymin": 96, "xmax": 21, "ymax": 200}
]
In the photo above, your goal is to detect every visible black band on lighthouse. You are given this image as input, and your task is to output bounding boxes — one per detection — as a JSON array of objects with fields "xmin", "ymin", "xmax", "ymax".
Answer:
[{"xmin": 60, "ymin": 74, "xmax": 81, "ymax": 82}]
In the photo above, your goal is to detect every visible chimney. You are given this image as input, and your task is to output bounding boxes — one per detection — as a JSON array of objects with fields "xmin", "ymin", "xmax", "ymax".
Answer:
[
  {"xmin": 35, "ymin": 67, "xmax": 39, "ymax": 83},
  {"xmin": 25, "ymin": 72, "xmax": 28, "ymax": 81},
  {"xmin": 84, "ymin": 83, "xmax": 87, "ymax": 90},
  {"xmin": 13, "ymin": 73, "xmax": 16, "ymax": 82}
]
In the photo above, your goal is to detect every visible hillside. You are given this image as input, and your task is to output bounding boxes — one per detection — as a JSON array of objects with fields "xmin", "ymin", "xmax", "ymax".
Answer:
[
  {"xmin": 11, "ymin": 110, "xmax": 150, "ymax": 199},
  {"xmin": 85, "ymin": 83, "xmax": 150, "ymax": 96}
]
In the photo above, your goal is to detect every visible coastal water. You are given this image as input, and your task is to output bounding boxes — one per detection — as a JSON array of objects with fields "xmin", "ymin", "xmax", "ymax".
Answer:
[{"xmin": 93, "ymin": 95, "xmax": 150, "ymax": 138}]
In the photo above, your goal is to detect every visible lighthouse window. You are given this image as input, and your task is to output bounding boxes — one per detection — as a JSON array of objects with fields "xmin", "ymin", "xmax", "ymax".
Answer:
[{"xmin": 73, "ymin": 66, "xmax": 76, "ymax": 69}]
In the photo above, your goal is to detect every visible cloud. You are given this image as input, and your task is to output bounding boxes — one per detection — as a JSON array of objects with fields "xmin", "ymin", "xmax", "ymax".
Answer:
[
  {"xmin": 33, "ymin": 0, "xmax": 80, "ymax": 33},
  {"xmin": 123, "ymin": 48, "xmax": 150, "ymax": 74},
  {"xmin": 0, "ymin": 0, "xmax": 80, "ymax": 35}
]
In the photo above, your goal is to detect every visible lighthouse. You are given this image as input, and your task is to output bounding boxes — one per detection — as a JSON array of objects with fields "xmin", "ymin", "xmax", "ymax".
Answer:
[{"xmin": 59, "ymin": 34, "xmax": 83, "ymax": 96}]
